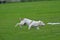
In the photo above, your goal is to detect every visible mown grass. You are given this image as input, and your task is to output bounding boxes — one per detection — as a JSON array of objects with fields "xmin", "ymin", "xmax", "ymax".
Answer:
[{"xmin": 0, "ymin": 1, "xmax": 60, "ymax": 40}]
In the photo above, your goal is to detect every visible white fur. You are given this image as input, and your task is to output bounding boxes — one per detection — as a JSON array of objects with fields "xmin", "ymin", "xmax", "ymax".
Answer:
[{"xmin": 15, "ymin": 18, "xmax": 45, "ymax": 30}]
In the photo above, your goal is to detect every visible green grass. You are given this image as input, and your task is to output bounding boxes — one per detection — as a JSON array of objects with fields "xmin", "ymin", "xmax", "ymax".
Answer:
[{"xmin": 0, "ymin": 1, "xmax": 60, "ymax": 40}]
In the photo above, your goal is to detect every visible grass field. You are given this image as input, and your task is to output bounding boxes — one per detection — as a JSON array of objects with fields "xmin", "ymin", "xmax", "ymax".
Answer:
[{"xmin": 0, "ymin": 1, "xmax": 60, "ymax": 40}]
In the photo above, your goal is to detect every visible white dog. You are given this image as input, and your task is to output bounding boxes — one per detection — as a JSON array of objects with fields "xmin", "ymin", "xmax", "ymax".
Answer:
[{"xmin": 15, "ymin": 18, "xmax": 45, "ymax": 30}]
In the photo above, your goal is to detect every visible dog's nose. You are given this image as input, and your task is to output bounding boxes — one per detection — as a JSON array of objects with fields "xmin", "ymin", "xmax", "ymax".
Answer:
[{"xmin": 42, "ymin": 23, "xmax": 45, "ymax": 26}]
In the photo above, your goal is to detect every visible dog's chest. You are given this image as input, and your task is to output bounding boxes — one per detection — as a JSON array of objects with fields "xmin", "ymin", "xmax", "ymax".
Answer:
[{"xmin": 31, "ymin": 21, "xmax": 40, "ymax": 26}]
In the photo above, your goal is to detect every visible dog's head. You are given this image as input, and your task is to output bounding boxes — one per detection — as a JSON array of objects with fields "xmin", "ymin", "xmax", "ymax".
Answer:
[{"xmin": 39, "ymin": 21, "xmax": 45, "ymax": 26}]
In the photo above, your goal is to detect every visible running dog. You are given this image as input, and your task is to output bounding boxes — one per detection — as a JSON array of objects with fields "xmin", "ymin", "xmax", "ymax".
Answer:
[{"xmin": 15, "ymin": 18, "xmax": 45, "ymax": 30}]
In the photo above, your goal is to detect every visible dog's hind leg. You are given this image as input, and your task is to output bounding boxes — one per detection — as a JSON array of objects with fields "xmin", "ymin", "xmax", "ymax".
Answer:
[{"xmin": 15, "ymin": 23, "xmax": 20, "ymax": 27}]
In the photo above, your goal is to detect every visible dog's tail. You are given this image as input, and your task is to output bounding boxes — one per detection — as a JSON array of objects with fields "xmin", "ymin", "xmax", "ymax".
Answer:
[{"xmin": 19, "ymin": 18, "xmax": 24, "ymax": 21}]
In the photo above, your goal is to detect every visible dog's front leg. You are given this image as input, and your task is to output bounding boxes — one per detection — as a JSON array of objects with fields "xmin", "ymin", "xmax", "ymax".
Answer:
[
  {"xmin": 36, "ymin": 27, "xmax": 39, "ymax": 30},
  {"xmin": 28, "ymin": 25, "xmax": 32, "ymax": 30}
]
